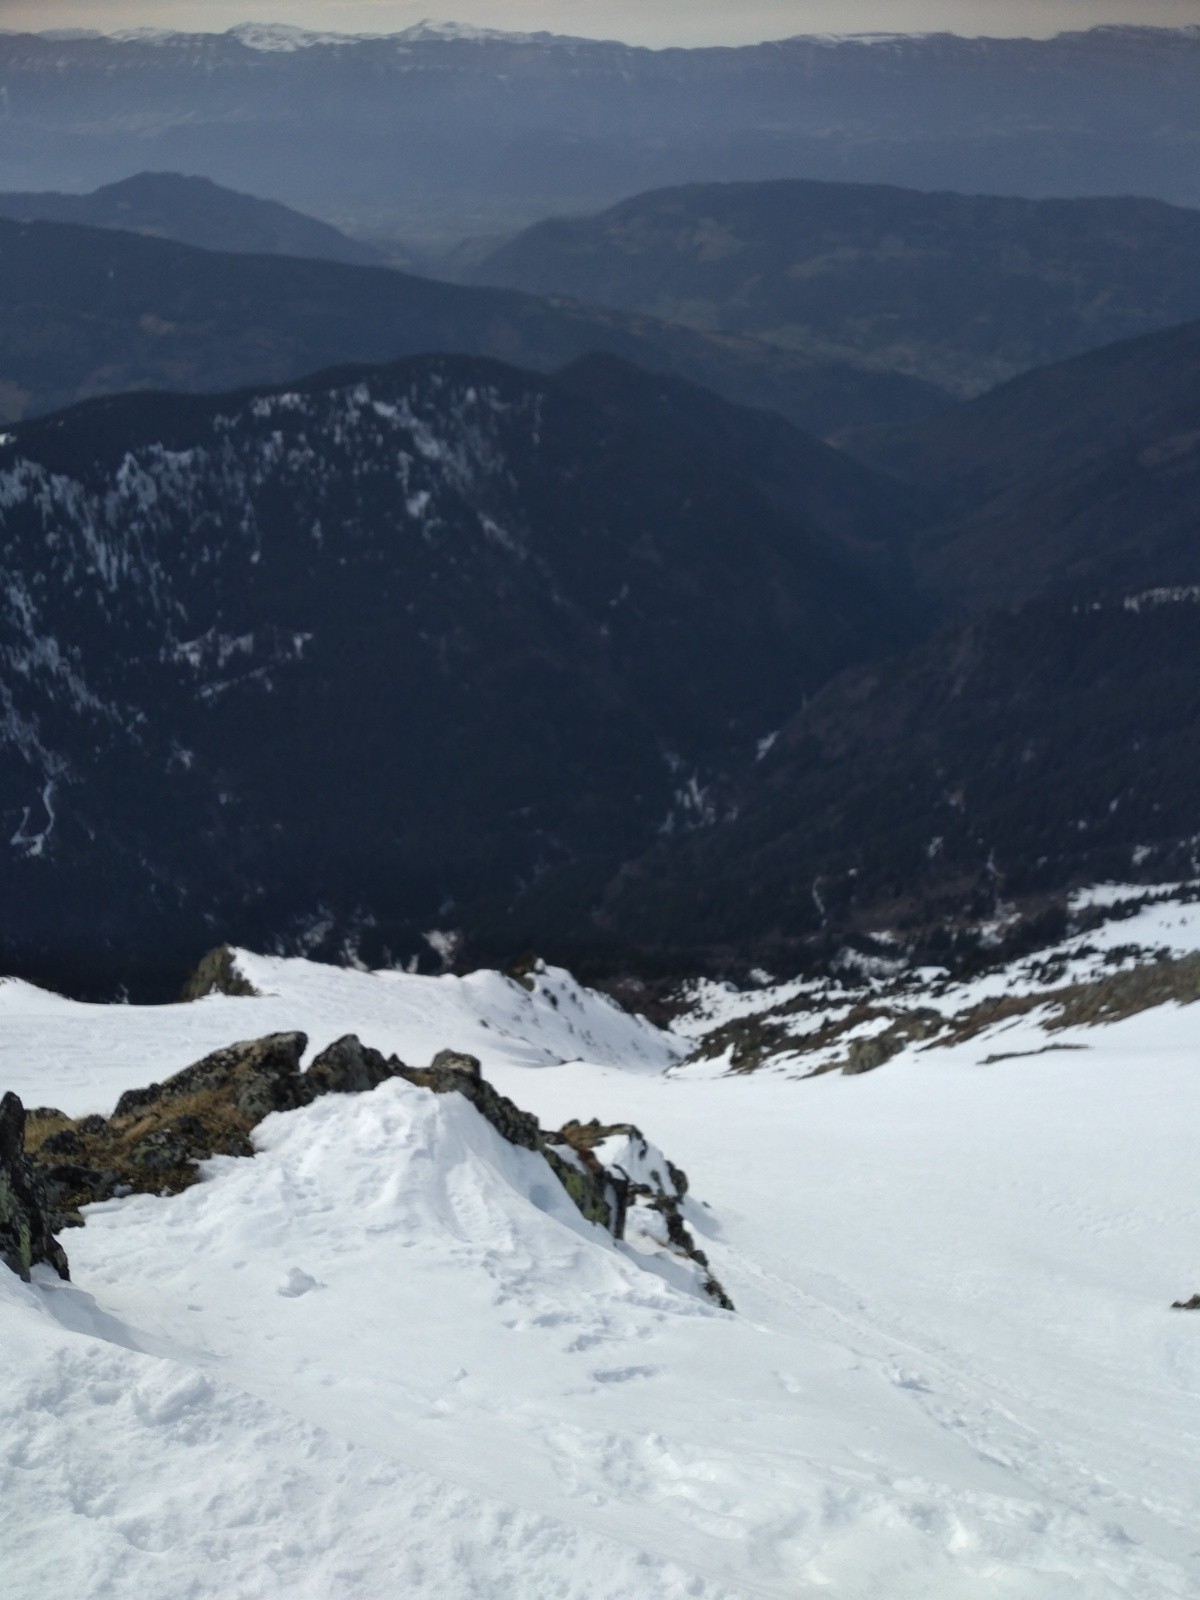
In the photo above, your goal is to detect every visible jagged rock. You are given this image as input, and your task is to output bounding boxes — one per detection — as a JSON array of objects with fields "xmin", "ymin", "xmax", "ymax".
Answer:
[
  {"xmin": 549, "ymin": 1119, "xmax": 734, "ymax": 1310},
  {"xmin": 0, "ymin": 1093, "xmax": 70, "ymax": 1281},
  {"xmin": 1172, "ymin": 1294, "xmax": 1200, "ymax": 1310},
  {"xmin": 302, "ymin": 1035, "xmax": 399, "ymax": 1098},
  {"xmin": 181, "ymin": 945, "xmax": 261, "ymax": 1001}
]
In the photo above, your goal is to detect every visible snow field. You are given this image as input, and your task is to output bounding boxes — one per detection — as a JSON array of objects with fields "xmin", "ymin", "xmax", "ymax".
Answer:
[{"xmin": 2, "ymin": 925, "xmax": 1200, "ymax": 1596}]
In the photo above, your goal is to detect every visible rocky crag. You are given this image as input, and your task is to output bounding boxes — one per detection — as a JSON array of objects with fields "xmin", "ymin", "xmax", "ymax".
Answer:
[
  {"xmin": 0, "ymin": 1091, "xmax": 70, "ymax": 1282},
  {"xmin": 9, "ymin": 1030, "xmax": 731, "ymax": 1308}
]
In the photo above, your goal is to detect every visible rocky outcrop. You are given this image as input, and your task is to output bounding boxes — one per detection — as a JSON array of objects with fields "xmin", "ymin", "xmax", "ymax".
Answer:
[
  {"xmin": 21, "ymin": 1032, "xmax": 734, "ymax": 1309},
  {"xmin": 28, "ymin": 1033, "xmax": 315, "ymax": 1226},
  {"xmin": 0, "ymin": 1093, "xmax": 70, "ymax": 1282},
  {"xmin": 113, "ymin": 1032, "xmax": 309, "ymax": 1123},
  {"xmin": 1171, "ymin": 1293, "xmax": 1200, "ymax": 1310},
  {"xmin": 548, "ymin": 1119, "xmax": 734, "ymax": 1310},
  {"xmin": 302, "ymin": 1035, "xmax": 396, "ymax": 1098},
  {"xmin": 180, "ymin": 945, "xmax": 261, "ymax": 1001}
]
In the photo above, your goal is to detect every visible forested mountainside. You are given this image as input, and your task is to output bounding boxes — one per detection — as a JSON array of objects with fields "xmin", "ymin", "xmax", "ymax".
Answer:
[
  {"xmin": 0, "ymin": 172, "xmax": 384, "ymax": 267},
  {"xmin": 0, "ymin": 353, "xmax": 915, "ymax": 998},
  {"xmin": 0, "ymin": 218, "xmax": 948, "ymax": 436},
  {"xmin": 489, "ymin": 321, "xmax": 1200, "ymax": 975},
  {"xmin": 551, "ymin": 592, "xmax": 1200, "ymax": 976},
  {"xmin": 1, "ymin": 25, "xmax": 1198, "ymax": 237},
  {"xmin": 852, "ymin": 319, "xmax": 1200, "ymax": 615},
  {"xmin": 474, "ymin": 180, "xmax": 1200, "ymax": 396}
]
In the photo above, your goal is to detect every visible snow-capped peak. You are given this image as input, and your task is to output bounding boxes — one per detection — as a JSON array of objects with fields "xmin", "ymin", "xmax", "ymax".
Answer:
[
  {"xmin": 396, "ymin": 18, "xmax": 553, "ymax": 44},
  {"xmin": 225, "ymin": 22, "xmax": 379, "ymax": 51}
]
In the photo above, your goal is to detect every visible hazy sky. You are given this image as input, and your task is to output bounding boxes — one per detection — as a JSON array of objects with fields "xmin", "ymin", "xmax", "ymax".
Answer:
[{"xmin": 3, "ymin": 0, "xmax": 1198, "ymax": 46}]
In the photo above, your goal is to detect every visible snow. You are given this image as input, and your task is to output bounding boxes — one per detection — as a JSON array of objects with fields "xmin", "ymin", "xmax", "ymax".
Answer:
[{"xmin": 5, "ymin": 923, "xmax": 1200, "ymax": 1596}]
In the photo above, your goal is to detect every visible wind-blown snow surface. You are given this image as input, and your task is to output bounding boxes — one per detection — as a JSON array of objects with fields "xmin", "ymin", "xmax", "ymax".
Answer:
[{"xmin": 4, "ymin": 942, "xmax": 1200, "ymax": 1597}]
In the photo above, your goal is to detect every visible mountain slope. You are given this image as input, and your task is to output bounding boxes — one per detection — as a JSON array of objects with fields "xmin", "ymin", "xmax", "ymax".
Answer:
[
  {"xmin": 0, "ymin": 353, "xmax": 916, "ymax": 997},
  {"xmin": 551, "ymin": 592, "xmax": 1200, "ymax": 972},
  {"xmin": 0, "ymin": 217, "xmax": 948, "ymax": 435},
  {"xmin": 852, "ymin": 318, "xmax": 1200, "ymax": 615},
  {"xmin": 7, "ymin": 915, "xmax": 1200, "ymax": 1597},
  {"xmin": 0, "ymin": 171, "xmax": 385, "ymax": 266},
  {"xmin": 473, "ymin": 180, "xmax": 1200, "ymax": 396},
  {"xmin": 1, "ymin": 25, "xmax": 1198, "ymax": 237}
]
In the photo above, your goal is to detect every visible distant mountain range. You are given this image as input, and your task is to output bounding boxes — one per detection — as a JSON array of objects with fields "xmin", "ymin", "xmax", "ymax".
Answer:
[
  {"xmin": 0, "ymin": 215, "xmax": 947, "ymax": 436},
  {"xmin": 473, "ymin": 180, "xmax": 1200, "ymax": 397},
  {"xmin": 0, "ymin": 353, "xmax": 915, "ymax": 997},
  {"xmin": 0, "ymin": 172, "xmax": 385, "ymax": 267},
  {"xmin": 1, "ymin": 26, "xmax": 1197, "ymax": 241}
]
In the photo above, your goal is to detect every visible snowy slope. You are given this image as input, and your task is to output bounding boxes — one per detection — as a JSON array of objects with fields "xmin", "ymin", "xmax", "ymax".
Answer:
[{"xmin": 4, "ymin": 926, "xmax": 1200, "ymax": 1597}]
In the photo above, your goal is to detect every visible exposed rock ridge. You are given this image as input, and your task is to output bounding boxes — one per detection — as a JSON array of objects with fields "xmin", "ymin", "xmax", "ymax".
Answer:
[
  {"xmin": 17, "ymin": 1033, "xmax": 733, "ymax": 1308},
  {"xmin": 549, "ymin": 1119, "xmax": 734, "ymax": 1310}
]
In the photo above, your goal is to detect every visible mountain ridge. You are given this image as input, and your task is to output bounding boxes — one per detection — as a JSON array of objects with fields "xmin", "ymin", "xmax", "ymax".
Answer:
[
  {"xmin": 3, "ymin": 24, "xmax": 1197, "ymax": 238},
  {"xmin": 0, "ymin": 350, "xmax": 915, "ymax": 998},
  {"xmin": 472, "ymin": 179, "xmax": 1200, "ymax": 397},
  {"xmin": 0, "ymin": 215, "xmax": 949, "ymax": 435},
  {"xmin": 0, "ymin": 172, "xmax": 385, "ymax": 267}
]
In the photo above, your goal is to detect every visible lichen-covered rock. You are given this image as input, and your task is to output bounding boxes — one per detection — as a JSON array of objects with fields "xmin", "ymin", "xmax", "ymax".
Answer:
[
  {"xmin": 542, "ymin": 1146, "xmax": 620, "ymax": 1232},
  {"xmin": 0, "ymin": 1093, "xmax": 70, "ymax": 1282},
  {"xmin": 113, "ymin": 1032, "xmax": 308, "ymax": 1123},
  {"xmin": 25, "ymin": 1034, "xmax": 309, "ymax": 1221}
]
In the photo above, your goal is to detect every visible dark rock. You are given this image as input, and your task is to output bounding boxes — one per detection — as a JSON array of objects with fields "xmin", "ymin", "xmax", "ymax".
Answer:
[
  {"xmin": 127, "ymin": 1129, "xmax": 193, "ymax": 1175},
  {"xmin": 0, "ymin": 1093, "xmax": 70, "ymax": 1281},
  {"xmin": 180, "ymin": 945, "xmax": 261, "ymax": 1002},
  {"xmin": 1172, "ymin": 1294, "xmax": 1200, "ymax": 1310},
  {"xmin": 303, "ymin": 1035, "xmax": 398, "ymax": 1099},
  {"xmin": 76, "ymin": 1114, "xmax": 109, "ymax": 1136},
  {"xmin": 38, "ymin": 1128, "xmax": 82, "ymax": 1157},
  {"xmin": 38, "ymin": 1164, "xmax": 120, "ymax": 1216}
]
